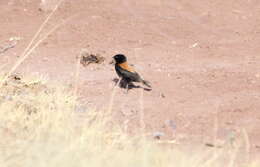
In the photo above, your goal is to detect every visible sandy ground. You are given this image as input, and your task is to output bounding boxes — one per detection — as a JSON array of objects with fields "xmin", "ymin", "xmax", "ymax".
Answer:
[{"xmin": 0, "ymin": 0, "xmax": 260, "ymax": 159}]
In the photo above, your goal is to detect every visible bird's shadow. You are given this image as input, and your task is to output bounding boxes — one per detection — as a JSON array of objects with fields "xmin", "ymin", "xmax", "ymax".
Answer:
[{"xmin": 112, "ymin": 78, "xmax": 152, "ymax": 91}]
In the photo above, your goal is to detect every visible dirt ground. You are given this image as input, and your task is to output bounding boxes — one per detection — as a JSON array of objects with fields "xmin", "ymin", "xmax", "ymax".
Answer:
[{"xmin": 0, "ymin": 0, "xmax": 260, "ymax": 159}]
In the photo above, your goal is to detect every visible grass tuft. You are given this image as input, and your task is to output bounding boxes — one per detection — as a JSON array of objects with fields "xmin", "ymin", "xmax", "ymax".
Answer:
[{"xmin": 0, "ymin": 75, "xmax": 258, "ymax": 167}]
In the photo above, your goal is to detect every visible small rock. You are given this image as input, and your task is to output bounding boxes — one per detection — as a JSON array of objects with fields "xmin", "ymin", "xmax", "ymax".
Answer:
[
  {"xmin": 205, "ymin": 143, "xmax": 215, "ymax": 147},
  {"xmin": 13, "ymin": 75, "xmax": 21, "ymax": 80},
  {"xmin": 9, "ymin": 73, "xmax": 22, "ymax": 82},
  {"xmin": 165, "ymin": 120, "xmax": 177, "ymax": 130},
  {"xmin": 153, "ymin": 131, "xmax": 165, "ymax": 140},
  {"xmin": 9, "ymin": 36, "xmax": 21, "ymax": 41},
  {"xmin": 189, "ymin": 42, "xmax": 199, "ymax": 48},
  {"xmin": 160, "ymin": 92, "xmax": 165, "ymax": 98}
]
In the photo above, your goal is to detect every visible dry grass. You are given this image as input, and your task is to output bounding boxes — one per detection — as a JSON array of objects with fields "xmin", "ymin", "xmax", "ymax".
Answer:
[
  {"xmin": 0, "ymin": 1, "xmax": 258, "ymax": 166},
  {"xmin": 0, "ymin": 75, "xmax": 258, "ymax": 167}
]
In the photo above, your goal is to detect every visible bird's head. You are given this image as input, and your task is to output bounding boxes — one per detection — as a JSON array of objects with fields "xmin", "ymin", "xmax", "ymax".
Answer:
[{"xmin": 113, "ymin": 54, "xmax": 127, "ymax": 64}]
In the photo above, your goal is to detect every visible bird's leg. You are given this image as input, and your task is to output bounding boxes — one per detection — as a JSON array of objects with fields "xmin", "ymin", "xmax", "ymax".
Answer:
[
  {"xmin": 118, "ymin": 78, "xmax": 124, "ymax": 88},
  {"xmin": 125, "ymin": 83, "xmax": 129, "ymax": 94}
]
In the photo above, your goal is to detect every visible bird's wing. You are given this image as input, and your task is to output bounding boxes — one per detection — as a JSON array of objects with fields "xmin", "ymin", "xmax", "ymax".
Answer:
[{"xmin": 119, "ymin": 68, "xmax": 142, "ymax": 82}]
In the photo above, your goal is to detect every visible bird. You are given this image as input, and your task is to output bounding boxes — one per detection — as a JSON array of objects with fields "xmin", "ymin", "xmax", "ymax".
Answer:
[{"xmin": 113, "ymin": 54, "xmax": 151, "ymax": 90}]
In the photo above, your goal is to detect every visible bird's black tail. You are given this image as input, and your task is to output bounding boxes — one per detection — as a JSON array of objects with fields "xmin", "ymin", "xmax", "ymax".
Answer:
[{"xmin": 142, "ymin": 79, "xmax": 151, "ymax": 88}]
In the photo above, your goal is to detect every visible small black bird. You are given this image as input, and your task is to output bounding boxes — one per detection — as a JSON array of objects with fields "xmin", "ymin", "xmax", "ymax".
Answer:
[{"xmin": 113, "ymin": 54, "xmax": 151, "ymax": 89}]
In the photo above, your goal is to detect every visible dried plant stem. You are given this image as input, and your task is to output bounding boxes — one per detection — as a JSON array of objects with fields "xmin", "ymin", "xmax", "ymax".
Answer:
[
  {"xmin": 0, "ymin": 0, "xmax": 65, "ymax": 88},
  {"xmin": 139, "ymin": 88, "xmax": 148, "ymax": 167},
  {"xmin": 242, "ymin": 129, "xmax": 250, "ymax": 164},
  {"xmin": 139, "ymin": 88, "xmax": 145, "ymax": 136},
  {"xmin": 0, "ymin": 15, "xmax": 78, "ymax": 89},
  {"xmin": 73, "ymin": 52, "xmax": 82, "ymax": 98},
  {"xmin": 213, "ymin": 110, "xmax": 219, "ymax": 158},
  {"xmin": 107, "ymin": 78, "xmax": 121, "ymax": 115}
]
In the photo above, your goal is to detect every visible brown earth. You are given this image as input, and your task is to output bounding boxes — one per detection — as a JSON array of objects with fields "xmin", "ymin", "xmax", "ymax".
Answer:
[{"xmin": 0, "ymin": 0, "xmax": 260, "ymax": 160}]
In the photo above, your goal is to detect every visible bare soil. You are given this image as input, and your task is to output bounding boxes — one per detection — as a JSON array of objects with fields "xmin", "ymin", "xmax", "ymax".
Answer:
[{"xmin": 0, "ymin": 0, "xmax": 259, "ymax": 159}]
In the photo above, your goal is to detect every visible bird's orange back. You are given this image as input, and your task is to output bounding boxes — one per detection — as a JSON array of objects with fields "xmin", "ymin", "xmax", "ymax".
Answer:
[{"xmin": 118, "ymin": 62, "xmax": 135, "ymax": 73}]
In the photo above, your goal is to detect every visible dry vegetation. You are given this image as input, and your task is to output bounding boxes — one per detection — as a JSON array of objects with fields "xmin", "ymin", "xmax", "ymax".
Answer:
[
  {"xmin": 0, "ymin": 1, "xmax": 259, "ymax": 166},
  {"xmin": 0, "ymin": 74, "xmax": 258, "ymax": 167}
]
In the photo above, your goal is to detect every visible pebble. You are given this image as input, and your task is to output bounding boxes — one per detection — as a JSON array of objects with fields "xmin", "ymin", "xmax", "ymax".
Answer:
[
  {"xmin": 152, "ymin": 131, "xmax": 165, "ymax": 140},
  {"xmin": 165, "ymin": 120, "xmax": 177, "ymax": 130},
  {"xmin": 160, "ymin": 92, "xmax": 165, "ymax": 98}
]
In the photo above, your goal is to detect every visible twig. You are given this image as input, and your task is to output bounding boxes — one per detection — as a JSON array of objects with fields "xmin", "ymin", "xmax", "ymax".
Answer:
[
  {"xmin": 0, "ymin": 14, "xmax": 79, "ymax": 89},
  {"xmin": 0, "ymin": 0, "xmax": 65, "ymax": 88},
  {"xmin": 0, "ymin": 41, "xmax": 17, "ymax": 54}
]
